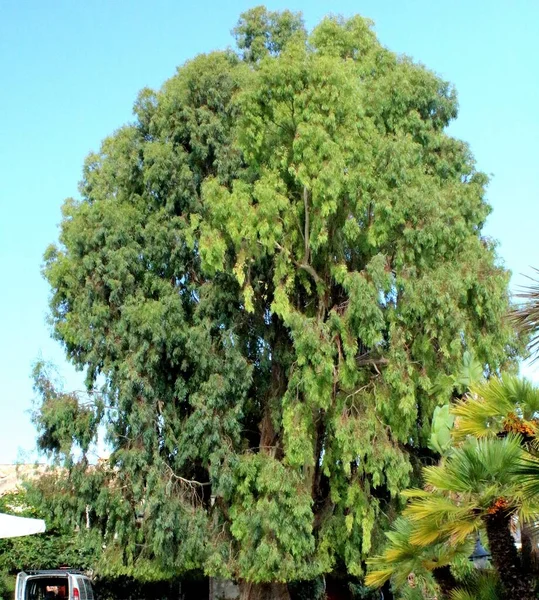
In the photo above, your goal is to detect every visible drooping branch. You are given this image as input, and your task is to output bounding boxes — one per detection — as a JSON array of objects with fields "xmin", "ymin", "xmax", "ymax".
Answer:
[{"xmin": 303, "ymin": 185, "xmax": 310, "ymax": 264}]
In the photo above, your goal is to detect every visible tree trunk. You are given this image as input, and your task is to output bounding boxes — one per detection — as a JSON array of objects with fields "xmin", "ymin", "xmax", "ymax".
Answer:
[
  {"xmin": 381, "ymin": 580, "xmax": 394, "ymax": 600},
  {"xmin": 484, "ymin": 509, "xmax": 535, "ymax": 600},
  {"xmin": 520, "ymin": 520, "xmax": 539, "ymax": 575},
  {"xmin": 432, "ymin": 565, "xmax": 458, "ymax": 598},
  {"xmin": 238, "ymin": 581, "xmax": 291, "ymax": 600}
]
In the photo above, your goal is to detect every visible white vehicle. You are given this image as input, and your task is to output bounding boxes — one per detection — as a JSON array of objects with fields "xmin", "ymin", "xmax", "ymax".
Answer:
[{"xmin": 15, "ymin": 569, "xmax": 94, "ymax": 600}]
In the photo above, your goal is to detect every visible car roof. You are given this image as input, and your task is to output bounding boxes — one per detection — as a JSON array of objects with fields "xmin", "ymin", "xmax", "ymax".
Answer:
[{"xmin": 22, "ymin": 570, "xmax": 87, "ymax": 577}]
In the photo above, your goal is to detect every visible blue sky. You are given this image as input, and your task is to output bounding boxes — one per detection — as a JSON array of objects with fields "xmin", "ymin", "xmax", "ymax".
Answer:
[{"xmin": 1, "ymin": 0, "xmax": 538, "ymax": 464}]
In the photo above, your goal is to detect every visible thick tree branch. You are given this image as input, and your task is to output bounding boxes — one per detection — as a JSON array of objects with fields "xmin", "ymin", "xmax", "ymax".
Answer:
[
  {"xmin": 298, "ymin": 261, "xmax": 322, "ymax": 285},
  {"xmin": 356, "ymin": 354, "xmax": 389, "ymax": 367},
  {"xmin": 274, "ymin": 240, "xmax": 323, "ymax": 286}
]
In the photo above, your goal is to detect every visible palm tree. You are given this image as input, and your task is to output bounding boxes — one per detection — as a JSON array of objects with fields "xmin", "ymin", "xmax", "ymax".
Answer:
[
  {"xmin": 509, "ymin": 269, "xmax": 539, "ymax": 557},
  {"xmin": 403, "ymin": 435, "xmax": 537, "ymax": 600},
  {"xmin": 365, "ymin": 517, "xmax": 464, "ymax": 597},
  {"xmin": 368, "ymin": 372, "xmax": 539, "ymax": 599},
  {"xmin": 452, "ymin": 375, "xmax": 539, "ymax": 572}
]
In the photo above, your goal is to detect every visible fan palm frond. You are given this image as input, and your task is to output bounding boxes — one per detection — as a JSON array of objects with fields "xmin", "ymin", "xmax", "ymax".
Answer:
[
  {"xmin": 452, "ymin": 375, "xmax": 539, "ymax": 440},
  {"xmin": 405, "ymin": 498, "xmax": 479, "ymax": 546},
  {"xmin": 510, "ymin": 268, "xmax": 539, "ymax": 362},
  {"xmin": 455, "ymin": 350, "xmax": 485, "ymax": 391},
  {"xmin": 403, "ymin": 436, "xmax": 535, "ymax": 546},
  {"xmin": 423, "ymin": 435, "xmax": 524, "ymax": 495},
  {"xmin": 515, "ymin": 454, "xmax": 539, "ymax": 499},
  {"xmin": 365, "ymin": 517, "xmax": 465, "ymax": 588}
]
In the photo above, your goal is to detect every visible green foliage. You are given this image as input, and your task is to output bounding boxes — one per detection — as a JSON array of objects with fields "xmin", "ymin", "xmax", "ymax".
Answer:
[
  {"xmin": 429, "ymin": 351, "xmax": 483, "ymax": 456},
  {"xmin": 32, "ymin": 360, "xmax": 103, "ymax": 461},
  {"xmin": 508, "ymin": 270, "xmax": 539, "ymax": 529},
  {"xmin": 428, "ymin": 404, "xmax": 455, "ymax": 456},
  {"xmin": 456, "ymin": 351, "xmax": 486, "ymax": 391},
  {"xmin": 35, "ymin": 5, "xmax": 520, "ymax": 587},
  {"xmin": 348, "ymin": 581, "xmax": 381, "ymax": 600},
  {"xmin": 0, "ymin": 489, "xmax": 98, "ymax": 577},
  {"xmin": 365, "ymin": 517, "xmax": 465, "ymax": 589},
  {"xmin": 288, "ymin": 577, "xmax": 325, "ymax": 600},
  {"xmin": 449, "ymin": 571, "xmax": 502, "ymax": 600},
  {"xmin": 517, "ymin": 455, "xmax": 539, "ymax": 498},
  {"xmin": 233, "ymin": 6, "xmax": 305, "ymax": 63},
  {"xmin": 0, "ymin": 571, "xmax": 13, "ymax": 600}
]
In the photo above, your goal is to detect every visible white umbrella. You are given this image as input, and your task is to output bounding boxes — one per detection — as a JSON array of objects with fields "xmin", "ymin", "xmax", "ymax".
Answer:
[{"xmin": 0, "ymin": 512, "xmax": 46, "ymax": 539}]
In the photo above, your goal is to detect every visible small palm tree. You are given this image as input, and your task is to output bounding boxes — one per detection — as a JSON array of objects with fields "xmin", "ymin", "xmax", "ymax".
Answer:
[
  {"xmin": 365, "ymin": 517, "xmax": 464, "ymax": 596},
  {"xmin": 452, "ymin": 374, "xmax": 539, "ymax": 573},
  {"xmin": 403, "ymin": 435, "xmax": 537, "ymax": 600}
]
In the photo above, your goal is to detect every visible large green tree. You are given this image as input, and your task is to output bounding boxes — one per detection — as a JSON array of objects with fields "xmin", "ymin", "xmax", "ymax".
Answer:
[{"xmin": 34, "ymin": 7, "xmax": 519, "ymax": 599}]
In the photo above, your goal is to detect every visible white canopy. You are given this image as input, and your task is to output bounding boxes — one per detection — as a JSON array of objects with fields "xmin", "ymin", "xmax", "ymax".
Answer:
[{"xmin": 0, "ymin": 512, "xmax": 46, "ymax": 539}]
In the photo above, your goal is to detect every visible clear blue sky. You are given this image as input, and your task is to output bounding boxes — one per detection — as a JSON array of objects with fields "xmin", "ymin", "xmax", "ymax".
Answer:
[{"xmin": 1, "ymin": 0, "xmax": 538, "ymax": 464}]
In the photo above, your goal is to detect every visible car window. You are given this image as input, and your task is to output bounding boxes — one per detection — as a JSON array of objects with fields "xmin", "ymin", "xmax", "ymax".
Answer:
[
  {"xmin": 27, "ymin": 581, "xmax": 43, "ymax": 600},
  {"xmin": 84, "ymin": 579, "xmax": 94, "ymax": 600},
  {"xmin": 75, "ymin": 578, "xmax": 87, "ymax": 600},
  {"xmin": 26, "ymin": 578, "xmax": 68, "ymax": 600}
]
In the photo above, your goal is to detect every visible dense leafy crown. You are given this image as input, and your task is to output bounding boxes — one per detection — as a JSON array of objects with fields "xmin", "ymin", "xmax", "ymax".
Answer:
[{"xmin": 35, "ymin": 6, "xmax": 517, "ymax": 584}]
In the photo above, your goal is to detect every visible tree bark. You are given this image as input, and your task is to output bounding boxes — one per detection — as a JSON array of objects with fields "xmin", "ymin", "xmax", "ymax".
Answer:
[
  {"xmin": 484, "ymin": 509, "xmax": 535, "ymax": 600},
  {"xmin": 432, "ymin": 565, "xmax": 458, "ymax": 598},
  {"xmin": 238, "ymin": 581, "xmax": 291, "ymax": 600},
  {"xmin": 520, "ymin": 520, "xmax": 539, "ymax": 576},
  {"xmin": 381, "ymin": 580, "xmax": 394, "ymax": 600}
]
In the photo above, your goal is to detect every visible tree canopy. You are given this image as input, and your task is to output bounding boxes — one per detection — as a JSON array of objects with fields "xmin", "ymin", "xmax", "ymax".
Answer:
[{"xmin": 34, "ymin": 6, "xmax": 519, "ymax": 598}]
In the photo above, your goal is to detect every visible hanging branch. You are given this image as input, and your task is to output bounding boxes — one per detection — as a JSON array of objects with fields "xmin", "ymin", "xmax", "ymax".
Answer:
[{"xmin": 303, "ymin": 185, "xmax": 310, "ymax": 265}]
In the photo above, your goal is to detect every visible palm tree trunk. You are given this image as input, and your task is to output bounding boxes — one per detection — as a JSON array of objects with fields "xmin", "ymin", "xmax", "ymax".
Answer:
[
  {"xmin": 238, "ymin": 581, "xmax": 291, "ymax": 600},
  {"xmin": 484, "ymin": 509, "xmax": 535, "ymax": 600},
  {"xmin": 432, "ymin": 565, "xmax": 458, "ymax": 598},
  {"xmin": 520, "ymin": 520, "xmax": 539, "ymax": 575}
]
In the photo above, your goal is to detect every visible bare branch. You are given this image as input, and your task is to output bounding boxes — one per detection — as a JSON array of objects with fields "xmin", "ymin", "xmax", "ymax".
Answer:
[
  {"xmin": 356, "ymin": 354, "xmax": 389, "ymax": 367},
  {"xmin": 165, "ymin": 464, "xmax": 211, "ymax": 487}
]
